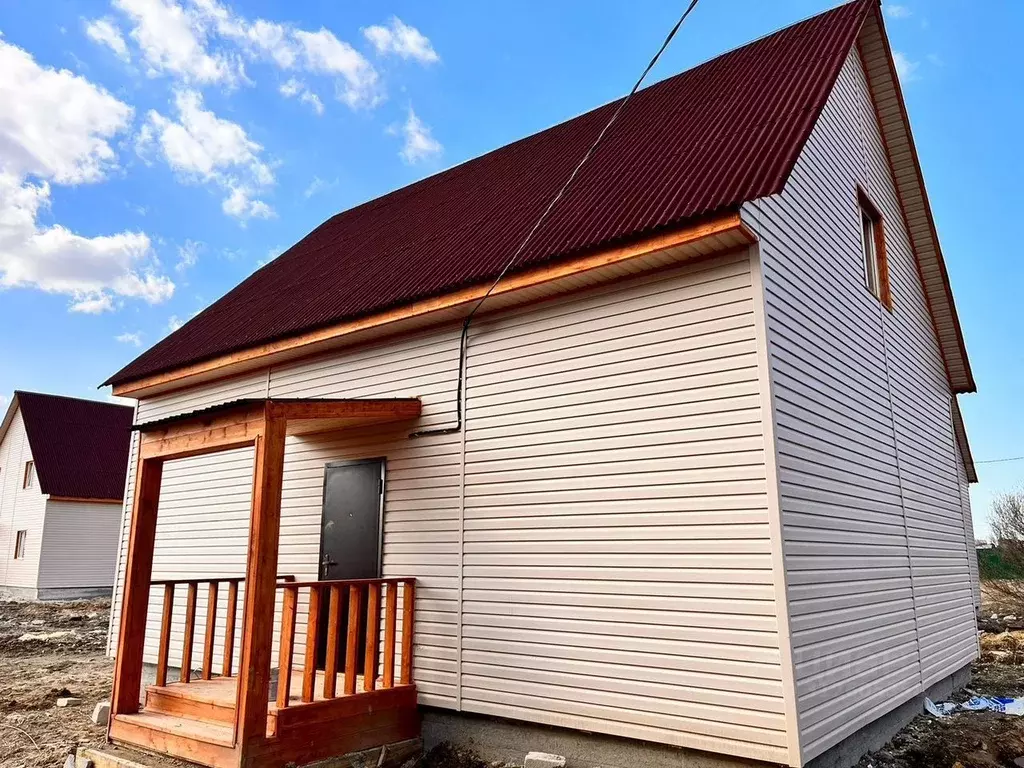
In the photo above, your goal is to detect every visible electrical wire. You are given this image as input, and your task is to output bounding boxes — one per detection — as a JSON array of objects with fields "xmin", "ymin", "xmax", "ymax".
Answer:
[
  {"xmin": 410, "ymin": 0, "xmax": 703, "ymax": 438},
  {"xmin": 975, "ymin": 456, "xmax": 1024, "ymax": 465}
]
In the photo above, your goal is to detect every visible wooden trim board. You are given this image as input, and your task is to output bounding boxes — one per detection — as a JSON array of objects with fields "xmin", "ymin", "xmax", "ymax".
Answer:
[{"xmin": 112, "ymin": 212, "xmax": 751, "ymax": 398}]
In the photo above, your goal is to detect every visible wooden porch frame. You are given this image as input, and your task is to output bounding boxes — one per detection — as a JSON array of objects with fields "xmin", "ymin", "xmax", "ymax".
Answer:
[{"xmin": 108, "ymin": 398, "xmax": 421, "ymax": 766}]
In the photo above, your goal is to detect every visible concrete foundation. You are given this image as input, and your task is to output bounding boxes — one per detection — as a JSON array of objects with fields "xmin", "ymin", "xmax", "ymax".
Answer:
[
  {"xmin": 423, "ymin": 661, "xmax": 973, "ymax": 768},
  {"xmin": 38, "ymin": 585, "xmax": 113, "ymax": 600},
  {"xmin": 0, "ymin": 584, "xmax": 112, "ymax": 601},
  {"xmin": 806, "ymin": 661, "xmax": 972, "ymax": 768}
]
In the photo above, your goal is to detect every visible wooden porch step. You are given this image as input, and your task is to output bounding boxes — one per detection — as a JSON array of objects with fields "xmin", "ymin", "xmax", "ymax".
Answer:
[
  {"xmin": 109, "ymin": 712, "xmax": 237, "ymax": 768},
  {"xmin": 114, "ymin": 711, "xmax": 235, "ymax": 747},
  {"xmin": 145, "ymin": 678, "xmax": 237, "ymax": 725}
]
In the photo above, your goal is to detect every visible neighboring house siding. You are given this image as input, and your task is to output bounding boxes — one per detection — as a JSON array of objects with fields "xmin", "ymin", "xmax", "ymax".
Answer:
[
  {"xmin": 37, "ymin": 500, "xmax": 122, "ymax": 591},
  {"xmin": 108, "ymin": 250, "xmax": 789, "ymax": 764},
  {"xmin": 108, "ymin": 375, "xmax": 266, "ymax": 660},
  {"xmin": 744, "ymin": 50, "xmax": 976, "ymax": 762},
  {"xmin": 0, "ymin": 409, "xmax": 46, "ymax": 594}
]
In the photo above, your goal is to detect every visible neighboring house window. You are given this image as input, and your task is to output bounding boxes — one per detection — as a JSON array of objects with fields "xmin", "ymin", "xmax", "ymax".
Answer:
[
  {"xmin": 22, "ymin": 460, "xmax": 35, "ymax": 489},
  {"xmin": 14, "ymin": 530, "xmax": 27, "ymax": 559},
  {"xmin": 858, "ymin": 189, "xmax": 891, "ymax": 309}
]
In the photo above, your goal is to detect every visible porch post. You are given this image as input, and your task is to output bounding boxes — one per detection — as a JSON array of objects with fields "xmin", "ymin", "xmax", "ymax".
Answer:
[
  {"xmin": 235, "ymin": 406, "xmax": 287, "ymax": 754},
  {"xmin": 110, "ymin": 456, "xmax": 164, "ymax": 717}
]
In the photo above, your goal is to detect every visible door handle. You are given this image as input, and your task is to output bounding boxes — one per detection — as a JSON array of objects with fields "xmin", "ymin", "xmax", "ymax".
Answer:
[{"xmin": 320, "ymin": 554, "xmax": 337, "ymax": 578}]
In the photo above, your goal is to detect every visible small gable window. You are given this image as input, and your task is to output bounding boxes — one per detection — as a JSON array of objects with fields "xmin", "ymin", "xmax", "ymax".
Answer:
[
  {"xmin": 858, "ymin": 189, "xmax": 891, "ymax": 309},
  {"xmin": 23, "ymin": 460, "xmax": 34, "ymax": 489},
  {"xmin": 14, "ymin": 530, "xmax": 26, "ymax": 559}
]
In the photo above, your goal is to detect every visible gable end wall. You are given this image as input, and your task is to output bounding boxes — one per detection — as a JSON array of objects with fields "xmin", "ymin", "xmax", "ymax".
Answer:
[
  {"xmin": 0, "ymin": 408, "xmax": 47, "ymax": 594},
  {"xmin": 743, "ymin": 49, "xmax": 977, "ymax": 762}
]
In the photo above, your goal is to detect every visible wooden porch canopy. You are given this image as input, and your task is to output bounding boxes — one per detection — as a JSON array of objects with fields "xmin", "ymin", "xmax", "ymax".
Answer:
[{"xmin": 109, "ymin": 398, "xmax": 421, "ymax": 766}]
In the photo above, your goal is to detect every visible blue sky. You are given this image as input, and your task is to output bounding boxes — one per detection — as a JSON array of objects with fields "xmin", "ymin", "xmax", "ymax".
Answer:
[{"xmin": 0, "ymin": 0, "xmax": 1020, "ymax": 535}]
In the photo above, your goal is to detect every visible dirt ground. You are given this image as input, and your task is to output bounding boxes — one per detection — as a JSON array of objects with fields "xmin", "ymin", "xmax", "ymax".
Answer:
[
  {"xmin": 0, "ymin": 597, "xmax": 112, "ymax": 768},
  {"xmin": 7, "ymin": 599, "xmax": 1024, "ymax": 768}
]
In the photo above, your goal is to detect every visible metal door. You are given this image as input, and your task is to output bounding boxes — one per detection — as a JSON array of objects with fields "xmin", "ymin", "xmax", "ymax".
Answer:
[{"xmin": 317, "ymin": 458, "xmax": 384, "ymax": 669}]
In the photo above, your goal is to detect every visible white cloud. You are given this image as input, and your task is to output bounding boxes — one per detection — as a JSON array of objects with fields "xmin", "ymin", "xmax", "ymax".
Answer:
[
  {"xmin": 885, "ymin": 4, "xmax": 913, "ymax": 19},
  {"xmin": 116, "ymin": 330, "xmax": 144, "ymax": 346},
  {"xmin": 303, "ymin": 175, "xmax": 336, "ymax": 198},
  {"xmin": 363, "ymin": 17, "xmax": 438, "ymax": 64},
  {"xmin": 175, "ymin": 238, "xmax": 202, "ymax": 271},
  {"xmin": 70, "ymin": 293, "xmax": 116, "ymax": 313},
  {"xmin": 113, "ymin": 0, "xmax": 243, "ymax": 85},
  {"xmin": 167, "ymin": 314, "xmax": 184, "ymax": 332},
  {"xmin": 0, "ymin": 39, "xmax": 173, "ymax": 312},
  {"xmin": 100, "ymin": 0, "xmax": 386, "ymax": 110},
  {"xmin": 893, "ymin": 51, "xmax": 920, "ymax": 82},
  {"xmin": 85, "ymin": 18, "xmax": 131, "ymax": 62},
  {"xmin": 395, "ymin": 107, "xmax": 442, "ymax": 165},
  {"xmin": 293, "ymin": 29, "xmax": 382, "ymax": 108},
  {"xmin": 222, "ymin": 184, "xmax": 274, "ymax": 219},
  {"xmin": 0, "ymin": 39, "xmax": 133, "ymax": 184},
  {"xmin": 138, "ymin": 89, "xmax": 274, "ymax": 220},
  {"xmin": 280, "ymin": 78, "xmax": 324, "ymax": 115}
]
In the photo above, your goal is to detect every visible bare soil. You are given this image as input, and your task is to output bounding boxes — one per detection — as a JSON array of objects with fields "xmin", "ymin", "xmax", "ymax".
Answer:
[
  {"xmin": 6, "ymin": 597, "xmax": 1024, "ymax": 768},
  {"xmin": 0, "ymin": 597, "xmax": 112, "ymax": 768}
]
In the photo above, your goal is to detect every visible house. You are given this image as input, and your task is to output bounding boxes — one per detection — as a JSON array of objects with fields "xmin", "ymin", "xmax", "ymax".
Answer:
[
  {"xmin": 0, "ymin": 391, "xmax": 134, "ymax": 600},
  {"xmin": 99, "ymin": 2, "xmax": 980, "ymax": 767}
]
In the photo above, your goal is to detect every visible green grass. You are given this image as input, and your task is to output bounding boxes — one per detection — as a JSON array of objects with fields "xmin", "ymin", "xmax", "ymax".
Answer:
[{"xmin": 979, "ymin": 548, "xmax": 1024, "ymax": 581}]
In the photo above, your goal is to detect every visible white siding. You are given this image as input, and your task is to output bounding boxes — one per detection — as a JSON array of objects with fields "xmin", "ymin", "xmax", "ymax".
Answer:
[
  {"xmin": 37, "ymin": 500, "xmax": 122, "ymax": 589},
  {"xmin": 744, "ymin": 50, "xmax": 977, "ymax": 762},
  {"xmin": 108, "ymin": 250, "xmax": 790, "ymax": 764},
  {"xmin": 0, "ymin": 408, "xmax": 46, "ymax": 592},
  {"xmin": 458, "ymin": 251, "xmax": 784, "ymax": 762}
]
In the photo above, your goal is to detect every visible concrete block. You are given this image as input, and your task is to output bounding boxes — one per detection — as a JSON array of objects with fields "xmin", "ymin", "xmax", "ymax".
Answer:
[
  {"xmin": 57, "ymin": 697, "xmax": 82, "ymax": 707},
  {"xmin": 92, "ymin": 701, "xmax": 110, "ymax": 726},
  {"xmin": 524, "ymin": 752, "xmax": 566, "ymax": 768}
]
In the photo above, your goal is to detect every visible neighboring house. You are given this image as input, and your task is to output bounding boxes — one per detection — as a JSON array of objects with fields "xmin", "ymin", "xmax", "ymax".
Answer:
[
  {"xmin": 100, "ymin": 2, "xmax": 979, "ymax": 768},
  {"xmin": 0, "ymin": 391, "xmax": 134, "ymax": 600}
]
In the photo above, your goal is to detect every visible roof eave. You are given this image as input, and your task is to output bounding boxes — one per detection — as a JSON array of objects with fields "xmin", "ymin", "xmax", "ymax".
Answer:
[{"xmin": 109, "ymin": 211, "xmax": 755, "ymax": 399}]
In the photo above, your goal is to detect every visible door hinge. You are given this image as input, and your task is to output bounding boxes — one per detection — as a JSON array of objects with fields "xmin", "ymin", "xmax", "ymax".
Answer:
[{"xmin": 378, "ymin": 478, "xmax": 384, "ymax": 495}]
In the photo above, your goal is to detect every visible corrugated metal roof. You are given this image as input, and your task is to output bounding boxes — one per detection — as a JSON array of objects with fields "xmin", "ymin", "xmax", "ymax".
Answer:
[
  {"xmin": 14, "ymin": 391, "xmax": 134, "ymax": 501},
  {"xmin": 107, "ymin": 0, "xmax": 872, "ymax": 387}
]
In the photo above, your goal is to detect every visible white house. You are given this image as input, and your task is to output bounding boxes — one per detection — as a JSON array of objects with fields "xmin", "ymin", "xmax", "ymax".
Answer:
[
  {"xmin": 99, "ymin": 2, "xmax": 979, "ymax": 767},
  {"xmin": 0, "ymin": 391, "xmax": 134, "ymax": 600}
]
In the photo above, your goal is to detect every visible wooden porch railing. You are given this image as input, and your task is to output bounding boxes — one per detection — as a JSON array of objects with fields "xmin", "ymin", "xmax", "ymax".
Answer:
[
  {"xmin": 152, "ymin": 575, "xmax": 295, "ymax": 687},
  {"xmin": 274, "ymin": 578, "xmax": 415, "ymax": 709}
]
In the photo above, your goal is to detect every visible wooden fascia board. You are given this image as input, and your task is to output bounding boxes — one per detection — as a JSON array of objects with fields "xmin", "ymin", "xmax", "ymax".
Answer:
[
  {"xmin": 857, "ymin": 8, "xmax": 975, "ymax": 393},
  {"xmin": 112, "ymin": 212, "xmax": 751, "ymax": 398}
]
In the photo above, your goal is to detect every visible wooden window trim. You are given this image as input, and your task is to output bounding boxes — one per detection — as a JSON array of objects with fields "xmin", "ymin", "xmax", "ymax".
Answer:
[
  {"xmin": 22, "ymin": 460, "xmax": 34, "ymax": 489},
  {"xmin": 14, "ymin": 530, "xmax": 26, "ymax": 559},
  {"xmin": 857, "ymin": 187, "xmax": 892, "ymax": 310}
]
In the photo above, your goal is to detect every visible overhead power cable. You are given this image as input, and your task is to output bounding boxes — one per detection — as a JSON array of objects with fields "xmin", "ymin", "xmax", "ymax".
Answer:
[
  {"xmin": 410, "ymin": 0, "xmax": 703, "ymax": 438},
  {"xmin": 975, "ymin": 455, "xmax": 1024, "ymax": 465}
]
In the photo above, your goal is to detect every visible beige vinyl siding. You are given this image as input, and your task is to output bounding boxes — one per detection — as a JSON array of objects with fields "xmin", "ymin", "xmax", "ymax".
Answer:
[
  {"xmin": 458, "ymin": 250, "xmax": 784, "ymax": 764},
  {"xmin": 0, "ymin": 408, "xmax": 46, "ymax": 592},
  {"xmin": 37, "ymin": 500, "xmax": 122, "ymax": 589},
  {"xmin": 107, "ymin": 249, "xmax": 789, "ymax": 764},
  {"xmin": 744, "ymin": 49, "xmax": 976, "ymax": 762}
]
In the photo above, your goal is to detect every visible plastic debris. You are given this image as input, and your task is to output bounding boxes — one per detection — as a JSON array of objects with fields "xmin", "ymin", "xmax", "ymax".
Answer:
[{"xmin": 925, "ymin": 695, "xmax": 1024, "ymax": 717}]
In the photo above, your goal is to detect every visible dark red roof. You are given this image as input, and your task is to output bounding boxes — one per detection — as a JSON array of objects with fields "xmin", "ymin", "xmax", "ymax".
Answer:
[
  {"xmin": 12, "ymin": 392, "xmax": 134, "ymax": 501},
  {"xmin": 107, "ymin": 0, "xmax": 872, "ymax": 387}
]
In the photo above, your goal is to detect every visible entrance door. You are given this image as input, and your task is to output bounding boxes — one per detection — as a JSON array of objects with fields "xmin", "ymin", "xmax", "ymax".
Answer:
[{"xmin": 317, "ymin": 459, "xmax": 384, "ymax": 669}]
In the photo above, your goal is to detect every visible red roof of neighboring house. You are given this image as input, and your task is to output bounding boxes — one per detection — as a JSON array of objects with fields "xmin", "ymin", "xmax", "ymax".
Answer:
[
  {"xmin": 2, "ymin": 392, "xmax": 134, "ymax": 502},
  {"xmin": 107, "ymin": 0, "xmax": 872, "ymax": 388}
]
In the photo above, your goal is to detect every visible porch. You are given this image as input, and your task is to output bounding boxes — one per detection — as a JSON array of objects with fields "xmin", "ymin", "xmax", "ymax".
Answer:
[{"xmin": 108, "ymin": 399, "xmax": 423, "ymax": 768}]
